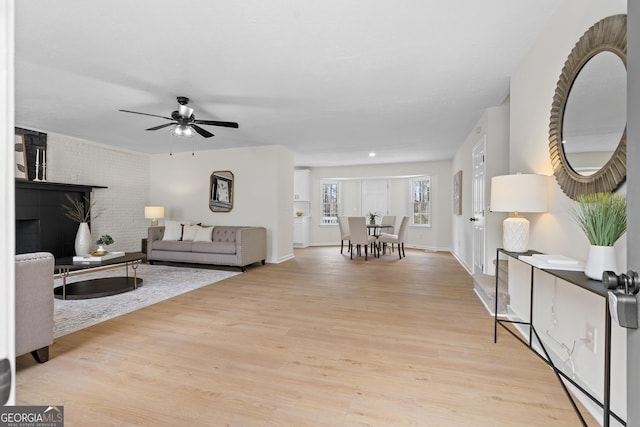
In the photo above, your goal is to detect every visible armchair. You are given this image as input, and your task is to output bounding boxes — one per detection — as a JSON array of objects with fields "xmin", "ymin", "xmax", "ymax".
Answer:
[{"xmin": 15, "ymin": 252, "xmax": 54, "ymax": 363}]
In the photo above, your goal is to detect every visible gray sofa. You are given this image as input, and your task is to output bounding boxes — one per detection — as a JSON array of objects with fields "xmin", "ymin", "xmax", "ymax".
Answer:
[
  {"xmin": 147, "ymin": 225, "xmax": 267, "ymax": 271},
  {"xmin": 15, "ymin": 252, "xmax": 54, "ymax": 363}
]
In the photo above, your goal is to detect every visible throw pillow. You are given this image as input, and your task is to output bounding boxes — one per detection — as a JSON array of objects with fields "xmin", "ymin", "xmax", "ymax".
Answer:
[
  {"xmin": 182, "ymin": 224, "xmax": 199, "ymax": 241},
  {"xmin": 162, "ymin": 220, "xmax": 183, "ymax": 241},
  {"xmin": 193, "ymin": 226, "xmax": 214, "ymax": 242}
]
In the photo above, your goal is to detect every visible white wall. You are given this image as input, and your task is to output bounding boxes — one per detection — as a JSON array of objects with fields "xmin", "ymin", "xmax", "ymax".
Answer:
[
  {"xmin": 511, "ymin": 0, "xmax": 627, "ymax": 262},
  {"xmin": 17, "ymin": 129, "xmax": 294, "ymax": 263},
  {"xmin": 451, "ymin": 102, "xmax": 510, "ymax": 274},
  {"xmin": 308, "ymin": 161, "xmax": 452, "ymax": 251},
  {"xmin": 149, "ymin": 145, "xmax": 294, "ymax": 263},
  {"xmin": 42, "ymin": 131, "xmax": 151, "ymax": 254},
  {"xmin": 508, "ymin": 0, "xmax": 627, "ymax": 421}
]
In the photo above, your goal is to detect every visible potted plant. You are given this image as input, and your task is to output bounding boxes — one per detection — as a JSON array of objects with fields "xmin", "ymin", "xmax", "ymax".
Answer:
[
  {"xmin": 367, "ymin": 211, "xmax": 381, "ymax": 225},
  {"xmin": 95, "ymin": 234, "xmax": 114, "ymax": 255},
  {"xmin": 570, "ymin": 192, "xmax": 626, "ymax": 280}
]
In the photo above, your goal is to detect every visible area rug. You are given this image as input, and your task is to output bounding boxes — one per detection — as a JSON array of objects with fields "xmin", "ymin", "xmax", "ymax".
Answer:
[{"xmin": 53, "ymin": 264, "xmax": 240, "ymax": 338}]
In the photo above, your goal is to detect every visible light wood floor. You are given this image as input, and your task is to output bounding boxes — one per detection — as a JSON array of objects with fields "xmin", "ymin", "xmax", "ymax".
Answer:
[{"xmin": 16, "ymin": 247, "xmax": 596, "ymax": 426}]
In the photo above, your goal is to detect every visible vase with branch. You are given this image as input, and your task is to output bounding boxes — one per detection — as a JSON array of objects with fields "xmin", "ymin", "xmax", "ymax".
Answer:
[
  {"xmin": 570, "ymin": 192, "xmax": 626, "ymax": 280},
  {"xmin": 62, "ymin": 194, "xmax": 102, "ymax": 256}
]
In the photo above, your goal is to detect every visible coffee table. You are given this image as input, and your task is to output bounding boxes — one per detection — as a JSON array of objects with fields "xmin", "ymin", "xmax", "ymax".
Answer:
[{"xmin": 54, "ymin": 252, "xmax": 146, "ymax": 300}]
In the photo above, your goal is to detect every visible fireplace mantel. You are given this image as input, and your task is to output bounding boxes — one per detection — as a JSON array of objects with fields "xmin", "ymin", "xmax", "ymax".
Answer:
[{"xmin": 15, "ymin": 180, "xmax": 107, "ymax": 192}]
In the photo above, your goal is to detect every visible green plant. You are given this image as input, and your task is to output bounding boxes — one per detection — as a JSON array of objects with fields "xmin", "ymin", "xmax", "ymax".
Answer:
[
  {"xmin": 368, "ymin": 211, "xmax": 381, "ymax": 223},
  {"xmin": 570, "ymin": 192, "xmax": 626, "ymax": 246},
  {"xmin": 62, "ymin": 194, "xmax": 101, "ymax": 223},
  {"xmin": 96, "ymin": 234, "xmax": 114, "ymax": 246}
]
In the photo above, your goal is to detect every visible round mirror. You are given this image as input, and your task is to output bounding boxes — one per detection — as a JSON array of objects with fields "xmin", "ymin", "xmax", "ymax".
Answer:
[
  {"xmin": 562, "ymin": 51, "xmax": 626, "ymax": 176},
  {"xmin": 549, "ymin": 14, "xmax": 627, "ymax": 199}
]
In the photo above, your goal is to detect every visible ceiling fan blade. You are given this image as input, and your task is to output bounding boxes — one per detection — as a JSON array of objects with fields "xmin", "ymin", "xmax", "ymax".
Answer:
[
  {"xmin": 191, "ymin": 124, "xmax": 214, "ymax": 138},
  {"xmin": 146, "ymin": 123, "xmax": 176, "ymax": 131},
  {"xmin": 119, "ymin": 109, "xmax": 173, "ymax": 121},
  {"xmin": 194, "ymin": 119, "xmax": 239, "ymax": 128}
]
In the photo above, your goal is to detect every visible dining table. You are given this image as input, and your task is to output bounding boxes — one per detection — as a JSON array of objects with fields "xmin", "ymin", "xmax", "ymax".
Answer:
[{"xmin": 366, "ymin": 223, "xmax": 393, "ymax": 237}]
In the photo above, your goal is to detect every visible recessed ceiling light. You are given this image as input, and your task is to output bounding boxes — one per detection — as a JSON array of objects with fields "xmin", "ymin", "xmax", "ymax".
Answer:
[{"xmin": 369, "ymin": 152, "xmax": 376, "ymax": 157}]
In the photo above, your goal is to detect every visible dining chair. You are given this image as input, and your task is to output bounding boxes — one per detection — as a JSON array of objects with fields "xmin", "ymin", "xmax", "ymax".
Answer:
[
  {"xmin": 380, "ymin": 215, "xmax": 396, "ymax": 251},
  {"xmin": 337, "ymin": 216, "xmax": 351, "ymax": 254},
  {"xmin": 348, "ymin": 216, "xmax": 377, "ymax": 260},
  {"xmin": 378, "ymin": 216, "xmax": 409, "ymax": 258}
]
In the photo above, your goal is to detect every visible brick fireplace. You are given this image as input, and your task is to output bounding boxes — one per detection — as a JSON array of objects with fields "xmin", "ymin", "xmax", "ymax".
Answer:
[{"xmin": 15, "ymin": 181, "xmax": 106, "ymax": 259}]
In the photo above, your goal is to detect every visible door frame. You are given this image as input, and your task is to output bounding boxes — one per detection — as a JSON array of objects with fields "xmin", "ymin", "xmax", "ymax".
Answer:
[
  {"xmin": 627, "ymin": 1, "xmax": 639, "ymax": 424},
  {"xmin": 1, "ymin": 0, "xmax": 16, "ymax": 405},
  {"xmin": 471, "ymin": 136, "xmax": 487, "ymax": 275}
]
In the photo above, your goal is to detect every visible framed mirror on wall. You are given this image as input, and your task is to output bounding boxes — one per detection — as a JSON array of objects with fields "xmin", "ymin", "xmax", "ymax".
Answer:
[
  {"xmin": 548, "ymin": 14, "xmax": 627, "ymax": 199},
  {"xmin": 209, "ymin": 170, "xmax": 233, "ymax": 212}
]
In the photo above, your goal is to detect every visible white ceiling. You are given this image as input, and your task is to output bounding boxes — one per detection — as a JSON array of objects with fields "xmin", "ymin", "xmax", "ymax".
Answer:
[{"xmin": 15, "ymin": 0, "xmax": 560, "ymax": 167}]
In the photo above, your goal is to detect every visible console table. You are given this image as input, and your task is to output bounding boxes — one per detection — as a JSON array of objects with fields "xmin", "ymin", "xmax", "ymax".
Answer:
[{"xmin": 494, "ymin": 249, "xmax": 623, "ymax": 427}]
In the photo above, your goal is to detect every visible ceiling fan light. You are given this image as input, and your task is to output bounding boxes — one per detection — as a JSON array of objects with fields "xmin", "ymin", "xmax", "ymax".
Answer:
[{"xmin": 172, "ymin": 124, "xmax": 194, "ymax": 138}]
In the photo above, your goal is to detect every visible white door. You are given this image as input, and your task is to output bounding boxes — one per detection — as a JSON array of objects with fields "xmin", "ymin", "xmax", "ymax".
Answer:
[
  {"xmin": 1, "ymin": 0, "xmax": 15, "ymax": 405},
  {"xmin": 471, "ymin": 137, "xmax": 486, "ymax": 274},
  {"xmin": 361, "ymin": 179, "xmax": 389, "ymax": 219},
  {"xmin": 627, "ymin": 4, "xmax": 639, "ymax": 423}
]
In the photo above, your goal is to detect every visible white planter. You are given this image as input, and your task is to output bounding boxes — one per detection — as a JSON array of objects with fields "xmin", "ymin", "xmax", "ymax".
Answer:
[
  {"xmin": 74, "ymin": 222, "xmax": 92, "ymax": 256},
  {"xmin": 584, "ymin": 245, "xmax": 617, "ymax": 281}
]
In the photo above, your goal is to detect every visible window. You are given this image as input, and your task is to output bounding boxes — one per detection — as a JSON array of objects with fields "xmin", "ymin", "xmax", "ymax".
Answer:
[
  {"xmin": 411, "ymin": 176, "xmax": 431, "ymax": 226},
  {"xmin": 321, "ymin": 180, "xmax": 340, "ymax": 224}
]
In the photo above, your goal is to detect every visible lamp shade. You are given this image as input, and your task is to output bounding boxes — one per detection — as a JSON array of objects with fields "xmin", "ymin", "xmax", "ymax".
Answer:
[
  {"xmin": 144, "ymin": 206, "xmax": 165, "ymax": 219},
  {"xmin": 490, "ymin": 174, "xmax": 548, "ymax": 213},
  {"xmin": 490, "ymin": 174, "xmax": 548, "ymax": 253}
]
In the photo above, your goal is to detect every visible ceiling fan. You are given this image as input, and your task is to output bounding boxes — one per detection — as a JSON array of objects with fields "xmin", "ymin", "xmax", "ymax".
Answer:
[{"xmin": 119, "ymin": 96, "xmax": 239, "ymax": 138}]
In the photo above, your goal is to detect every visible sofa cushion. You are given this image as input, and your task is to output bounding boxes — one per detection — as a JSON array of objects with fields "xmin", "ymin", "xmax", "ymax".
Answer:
[
  {"xmin": 163, "ymin": 220, "xmax": 184, "ymax": 241},
  {"xmin": 153, "ymin": 240, "xmax": 193, "ymax": 251},
  {"xmin": 212, "ymin": 227, "xmax": 238, "ymax": 243},
  {"xmin": 191, "ymin": 241, "xmax": 236, "ymax": 254},
  {"xmin": 182, "ymin": 224, "xmax": 200, "ymax": 241},
  {"xmin": 194, "ymin": 226, "xmax": 214, "ymax": 242}
]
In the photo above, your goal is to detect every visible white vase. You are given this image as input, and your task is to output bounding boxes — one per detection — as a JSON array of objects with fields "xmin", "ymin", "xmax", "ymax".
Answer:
[
  {"xmin": 74, "ymin": 222, "xmax": 92, "ymax": 256},
  {"xmin": 584, "ymin": 245, "xmax": 617, "ymax": 281}
]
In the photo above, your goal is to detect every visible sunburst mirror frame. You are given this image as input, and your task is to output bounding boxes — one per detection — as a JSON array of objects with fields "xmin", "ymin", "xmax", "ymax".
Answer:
[{"xmin": 548, "ymin": 14, "xmax": 627, "ymax": 199}]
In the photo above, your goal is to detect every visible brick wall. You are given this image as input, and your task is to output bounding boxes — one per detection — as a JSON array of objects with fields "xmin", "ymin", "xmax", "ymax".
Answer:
[{"xmin": 44, "ymin": 132, "xmax": 150, "ymax": 253}]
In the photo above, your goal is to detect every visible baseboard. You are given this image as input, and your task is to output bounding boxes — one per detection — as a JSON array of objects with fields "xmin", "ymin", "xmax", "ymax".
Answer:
[
  {"xmin": 272, "ymin": 253, "xmax": 294, "ymax": 263},
  {"xmin": 451, "ymin": 251, "xmax": 472, "ymax": 275},
  {"xmin": 473, "ymin": 288, "xmax": 501, "ymax": 316}
]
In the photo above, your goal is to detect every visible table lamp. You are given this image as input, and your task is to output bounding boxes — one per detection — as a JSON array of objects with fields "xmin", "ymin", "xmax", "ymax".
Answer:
[
  {"xmin": 144, "ymin": 206, "xmax": 165, "ymax": 227},
  {"xmin": 490, "ymin": 174, "xmax": 548, "ymax": 253}
]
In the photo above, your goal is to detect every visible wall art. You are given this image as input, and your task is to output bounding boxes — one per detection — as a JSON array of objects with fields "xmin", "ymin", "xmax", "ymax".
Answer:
[{"xmin": 209, "ymin": 170, "xmax": 234, "ymax": 212}]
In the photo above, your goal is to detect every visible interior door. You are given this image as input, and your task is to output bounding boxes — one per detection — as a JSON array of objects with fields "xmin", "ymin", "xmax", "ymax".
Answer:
[
  {"xmin": 361, "ymin": 179, "xmax": 389, "ymax": 219},
  {"xmin": 471, "ymin": 137, "xmax": 486, "ymax": 274},
  {"xmin": 1, "ymin": 0, "xmax": 15, "ymax": 405},
  {"xmin": 627, "ymin": 2, "xmax": 639, "ymax": 423}
]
